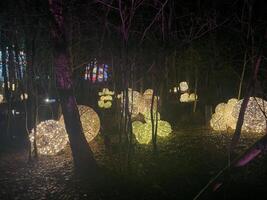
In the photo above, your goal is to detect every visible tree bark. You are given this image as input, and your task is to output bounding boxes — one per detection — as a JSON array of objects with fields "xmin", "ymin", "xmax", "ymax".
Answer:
[{"xmin": 48, "ymin": 0, "xmax": 97, "ymax": 172}]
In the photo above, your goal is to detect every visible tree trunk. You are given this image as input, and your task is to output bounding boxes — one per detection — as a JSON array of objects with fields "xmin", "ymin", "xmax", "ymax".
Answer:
[{"xmin": 48, "ymin": 0, "xmax": 97, "ymax": 172}]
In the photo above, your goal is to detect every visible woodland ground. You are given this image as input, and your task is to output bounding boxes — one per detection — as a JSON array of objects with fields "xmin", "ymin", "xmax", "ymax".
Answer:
[{"xmin": 0, "ymin": 127, "xmax": 267, "ymax": 200}]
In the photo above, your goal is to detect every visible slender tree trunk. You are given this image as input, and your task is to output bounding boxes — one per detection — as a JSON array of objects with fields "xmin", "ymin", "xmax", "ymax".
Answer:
[{"xmin": 48, "ymin": 0, "xmax": 97, "ymax": 172}]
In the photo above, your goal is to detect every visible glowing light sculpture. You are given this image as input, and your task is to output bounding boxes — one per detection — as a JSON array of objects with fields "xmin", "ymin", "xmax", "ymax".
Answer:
[
  {"xmin": 29, "ymin": 120, "xmax": 68, "ymax": 155},
  {"xmin": 210, "ymin": 97, "xmax": 267, "ymax": 133},
  {"xmin": 132, "ymin": 121, "xmax": 152, "ymax": 144},
  {"xmin": 210, "ymin": 103, "xmax": 227, "ymax": 131},
  {"xmin": 179, "ymin": 81, "xmax": 189, "ymax": 92},
  {"xmin": 98, "ymin": 88, "xmax": 114, "ymax": 109},
  {"xmin": 232, "ymin": 97, "xmax": 267, "ymax": 133},
  {"xmin": 157, "ymin": 120, "xmax": 172, "ymax": 137},
  {"xmin": 189, "ymin": 93, "xmax": 198, "ymax": 102},
  {"xmin": 60, "ymin": 105, "xmax": 100, "ymax": 143},
  {"xmin": 180, "ymin": 93, "xmax": 190, "ymax": 102}
]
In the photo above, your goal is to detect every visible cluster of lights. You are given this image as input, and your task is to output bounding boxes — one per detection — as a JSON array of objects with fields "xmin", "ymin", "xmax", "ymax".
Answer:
[
  {"xmin": 98, "ymin": 88, "xmax": 114, "ymax": 109},
  {"xmin": 59, "ymin": 105, "xmax": 100, "ymax": 143},
  {"xmin": 170, "ymin": 81, "xmax": 198, "ymax": 103},
  {"xmin": 210, "ymin": 97, "xmax": 267, "ymax": 133},
  {"xmin": 29, "ymin": 120, "xmax": 68, "ymax": 155},
  {"xmin": 232, "ymin": 97, "xmax": 267, "ymax": 133},
  {"xmin": 117, "ymin": 88, "xmax": 173, "ymax": 144}
]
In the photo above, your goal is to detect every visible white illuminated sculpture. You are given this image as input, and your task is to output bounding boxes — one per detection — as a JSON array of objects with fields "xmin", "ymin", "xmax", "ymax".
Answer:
[
  {"xmin": 29, "ymin": 120, "xmax": 68, "ymax": 155},
  {"xmin": 232, "ymin": 97, "xmax": 267, "ymax": 133},
  {"xmin": 60, "ymin": 105, "xmax": 100, "ymax": 143},
  {"xmin": 179, "ymin": 92, "xmax": 198, "ymax": 103},
  {"xmin": 98, "ymin": 88, "xmax": 114, "ymax": 109},
  {"xmin": 0, "ymin": 94, "xmax": 3, "ymax": 103},
  {"xmin": 210, "ymin": 97, "xmax": 267, "ymax": 133},
  {"xmin": 179, "ymin": 81, "xmax": 189, "ymax": 92},
  {"xmin": 210, "ymin": 99, "xmax": 239, "ymax": 131}
]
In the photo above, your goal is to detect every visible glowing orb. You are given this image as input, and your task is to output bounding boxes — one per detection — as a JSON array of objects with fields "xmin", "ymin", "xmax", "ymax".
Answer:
[
  {"xmin": 179, "ymin": 81, "xmax": 189, "ymax": 92},
  {"xmin": 0, "ymin": 94, "xmax": 3, "ymax": 103},
  {"xmin": 180, "ymin": 93, "xmax": 190, "ymax": 102},
  {"xmin": 132, "ymin": 121, "xmax": 152, "ymax": 144},
  {"xmin": 232, "ymin": 97, "xmax": 267, "ymax": 133},
  {"xmin": 60, "ymin": 105, "xmax": 100, "ymax": 143},
  {"xmin": 29, "ymin": 120, "xmax": 68, "ymax": 155}
]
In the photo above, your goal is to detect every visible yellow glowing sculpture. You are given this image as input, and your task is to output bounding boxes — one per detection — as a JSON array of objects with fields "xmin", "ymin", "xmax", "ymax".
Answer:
[
  {"xmin": 157, "ymin": 120, "xmax": 172, "ymax": 137},
  {"xmin": 132, "ymin": 119, "xmax": 172, "ymax": 144},
  {"xmin": 0, "ymin": 94, "xmax": 3, "ymax": 103},
  {"xmin": 189, "ymin": 93, "xmax": 198, "ymax": 101},
  {"xmin": 98, "ymin": 88, "xmax": 114, "ymax": 109},
  {"xmin": 20, "ymin": 93, "xmax": 28, "ymax": 101},
  {"xmin": 180, "ymin": 92, "xmax": 198, "ymax": 103},
  {"xmin": 232, "ymin": 97, "xmax": 267, "ymax": 133},
  {"xmin": 29, "ymin": 120, "xmax": 68, "ymax": 155},
  {"xmin": 60, "ymin": 105, "xmax": 100, "ymax": 143},
  {"xmin": 180, "ymin": 93, "xmax": 190, "ymax": 102},
  {"xmin": 132, "ymin": 121, "xmax": 152, "ymax": 144},
  {"xmin": 179, "ymin": 81, "xmax": 189, "ymax": 92}
]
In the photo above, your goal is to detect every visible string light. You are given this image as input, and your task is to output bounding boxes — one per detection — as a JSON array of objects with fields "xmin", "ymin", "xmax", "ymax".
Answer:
[
  {"xmin": 232, "ymin": 97, "xmax": 267, "ymax": 133},
  {"xmin": 59, "ymin": 105, "xmax": 100, "ymax": 143},
  {"xmin": 29, "ymin": 120, "xmax": 68, "ymax": 155}
]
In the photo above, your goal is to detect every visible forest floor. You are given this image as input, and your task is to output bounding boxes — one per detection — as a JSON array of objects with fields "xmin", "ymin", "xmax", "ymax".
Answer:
[{"xmin": 0, "ymin": 128, "xmax": 267, "ymax": 200}]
